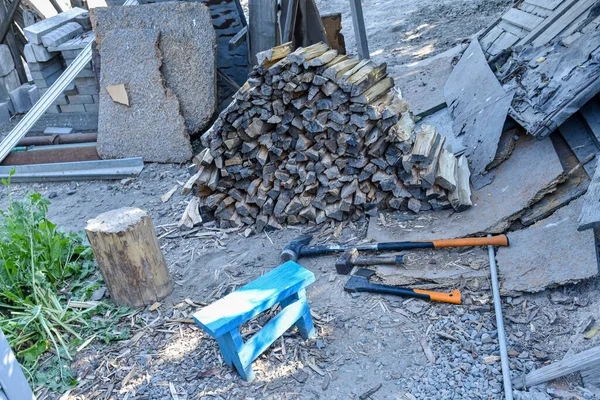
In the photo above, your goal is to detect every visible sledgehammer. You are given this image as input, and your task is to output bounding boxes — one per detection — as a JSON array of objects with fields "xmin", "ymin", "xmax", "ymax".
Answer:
[{"xmin": 280, "ymin": 234, "xmax": 509, "ymax": 262}]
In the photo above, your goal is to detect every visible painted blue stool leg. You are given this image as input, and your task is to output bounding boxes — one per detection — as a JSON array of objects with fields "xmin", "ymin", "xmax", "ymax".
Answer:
[
  {"xmin": 219, "ymin": 328, "xmax": 255, "ymax": 381},
  {"xmin": 280, "ymin": 289, "xmax": 316, "ymax": 340},
  {"xmin": 215, "ymin": 336, "xmax": 233, "ymax": 367}
]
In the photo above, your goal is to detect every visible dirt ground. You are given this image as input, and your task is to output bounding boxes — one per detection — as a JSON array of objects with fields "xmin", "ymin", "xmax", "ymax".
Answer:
[{"xmin": 2, "ymin": 0, "xmax": 600, "ymax": 398}]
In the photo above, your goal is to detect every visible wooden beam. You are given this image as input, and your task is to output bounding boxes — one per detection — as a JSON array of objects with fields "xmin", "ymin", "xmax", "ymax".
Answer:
[
  {"xmin": 228, "ymin": 25, "xmax": 247, "ymax": 51},
  {"xmin": 348, "ymin": 0, "xmax": 369, "ymax": 59},
  {"xmin": 514, "ymin": 346, "xmax": 600, "ymax": 389},
  {"xmin": 0, "ymin": 0, "xmax": 21, "ymax": 43},
  {"xmin": 282, "ymin": 0, "xmax": 298, "ymax": 43},
  {"xmin": 248, "ymin": 0, "xmax": 277, "ymax": 66}
]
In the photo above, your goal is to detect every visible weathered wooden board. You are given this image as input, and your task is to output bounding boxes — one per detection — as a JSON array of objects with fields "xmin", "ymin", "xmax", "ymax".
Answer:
[
  {"xmin": 444, "ymin": 39, "xmax": 512, "ymax": 189},
  {"xmin": 530, "ymin": 0, "xmax": 596, "ymax": 46},
  {"xmin": 368, "ymin": 134, "xmax": 565, "ymax": 242},
  {"xmin": 559, "ymin": 112, "xmax": 599, "ymax": 176},
  {"xmin": 487, "ymin": 30, "xmax": 520, "ymax": 56},
  {"xmin": 578, "ymin": 161, "xmax": 600, "ymax": 231},
  {"xmin": 500, "ymin": 30, "xmax": 600, "ymax": 138},
  {"xmin": 517, "ymin": 0, "xmax": 579, "ymax": 46},
  {"xmin": 523, "ymin": 0, "xmax": 564, "ymax": 11},
  {"xmin": 497, "ymin": 196, "xmax": 598, "ymax": 295},
  {"xmin": 502, "ymin": 8, "xmax": 544, "ymax": 30},
  {"xmin": 581, "ymin": 97, "xmax": 600, "ymax": 147}
]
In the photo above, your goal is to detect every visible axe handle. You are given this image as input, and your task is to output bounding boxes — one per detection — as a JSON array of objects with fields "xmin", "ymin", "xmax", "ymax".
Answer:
[
  {"xmin": 431, "ymin": 235, "xmax": 509, "ymax": 248},
  {"xmin": 352, "ymin": 280, "xmax": 461, "ymax": 304}
]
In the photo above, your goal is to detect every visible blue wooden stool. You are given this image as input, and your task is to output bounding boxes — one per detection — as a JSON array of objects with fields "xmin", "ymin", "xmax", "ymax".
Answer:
[{"xmin": 193, "ymin": 261, "xmax": 316, "ymax": 381}]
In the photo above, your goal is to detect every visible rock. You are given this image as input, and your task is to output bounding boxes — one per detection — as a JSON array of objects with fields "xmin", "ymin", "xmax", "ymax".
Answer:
[
  {"xmin": 481, "ymin": 333, "xmax": 492, "ymax": 344},
  {"xmin": 497, "ymin": 197, "xmax": 598, "ymax": 295},
  {"xmin": 48, "ymin": 191, "xmax": 58, "ymax": 199},
  {"xmin": 91, "ymin": 2, "xmax": 217, "ymax": 134},
  {"xmin": 96, "ymin": 28, "xmax": 192, "ymax": 162}
]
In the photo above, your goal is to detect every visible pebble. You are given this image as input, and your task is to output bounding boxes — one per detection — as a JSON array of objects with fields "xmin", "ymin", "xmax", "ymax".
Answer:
[{"xmin": 48, "ymin": 191, "xmax": 58, "ymax": 199}]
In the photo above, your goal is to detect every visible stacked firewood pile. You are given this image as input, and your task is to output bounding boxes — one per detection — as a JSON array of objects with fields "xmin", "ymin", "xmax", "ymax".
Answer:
[{"xmin": 189, "ymin": 42, "xmax": 472, "ymax": 231}]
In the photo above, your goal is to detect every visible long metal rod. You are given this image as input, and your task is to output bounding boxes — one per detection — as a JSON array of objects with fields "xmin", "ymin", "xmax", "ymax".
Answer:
[{"xmin": 488, "ymin": 235, "xmax": 513, "ymax": 400}]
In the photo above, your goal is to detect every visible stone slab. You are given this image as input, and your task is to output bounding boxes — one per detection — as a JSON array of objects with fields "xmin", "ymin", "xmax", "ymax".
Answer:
[
  {"xmin": 497, "ymin": 197, "xmax": 599, "ymax": 295},
  {"xmin": 0, "ymin": 45, "xmax": 14, "ymax": 76},
  {"xmin": 23, "ymin": 7, "xmax": 88, "ymax": 45},
  {"xmin": 368, "ymin": 134, "xmax": 565, "ymax": 242},
  {"xmin": 28, "ymin": 86, "xmax": 39, "ymax": 105},
  {"xmin": 444, "ymin": 39, "xmax": 512, "ymax": 190},
  {"xmin": 44, "ymin": 127, "xmax": 74, "ymax": 135},
  {"xmin": 97, "ymin": 28, "xmax": 192, "ymax": 163},
  {"xmin": 394, "ymin": 46, "xmax": 461, "ymax": 117},
  {"xmin": 9, "ymin": 84, "xmax": 32, "ymax": 114},
  {"xmin": 91, "ymin": 2, "xmax": 217, "ymax": 134},
  {"xmin": 41, "ymin": 22, "xmax": 85, "ymax": 48},
  {"xmin": 24, "ymin": 43, "xmax": 58, "ymax": 63},
  {"xmin": 0, "ymin": 102, "xmax": 9, "ymax": 126}
]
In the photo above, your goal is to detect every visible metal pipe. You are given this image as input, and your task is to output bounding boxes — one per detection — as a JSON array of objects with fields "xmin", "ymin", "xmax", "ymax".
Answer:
[
  {"xmin": 17, "ymin": 133, "xmax": 97, "ymax": 147},
  {"xmin": 488, "ymin": 234, "xmax": 513, "ymax": 400}
]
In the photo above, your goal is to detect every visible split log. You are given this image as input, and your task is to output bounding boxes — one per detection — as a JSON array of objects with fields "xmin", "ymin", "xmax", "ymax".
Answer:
[{"xmin": 85, "ymin": 208, "xmax": 173, "ymax": 307}]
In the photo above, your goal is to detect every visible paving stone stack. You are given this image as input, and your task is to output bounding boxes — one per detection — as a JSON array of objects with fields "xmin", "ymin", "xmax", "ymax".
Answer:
[
  {"xmin": 194, "ymin": 42, "xmax": 472, "ymax": 231},
  {"xmin": 23, "ymin": 7, "xmax": 99, "ymax": 116},
  {"xmin": 0, "ymin": 43, "xmax": 26, "ymax": 125}
]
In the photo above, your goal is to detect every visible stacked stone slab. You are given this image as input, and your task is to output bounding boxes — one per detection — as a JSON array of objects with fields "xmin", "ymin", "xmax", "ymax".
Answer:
[
  {"xmin": 0, "ymin": 44, "xmax": 22, "ymax": 125},
  {"xmin": 192, "ymin": 42, "xmax": 472, "ymax": 230},
  {"xmin": 23, "ymin": 7, "xmax": 99, "ymax": 116}
]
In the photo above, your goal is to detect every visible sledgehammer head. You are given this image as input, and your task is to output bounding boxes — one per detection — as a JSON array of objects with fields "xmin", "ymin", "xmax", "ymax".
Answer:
[
  {"xmin": 335, "ymin": 248, "xmax": 359, "ymax": 275},
  {"xmin": 281, "ymin": 234, "xmax": 313, "ymax": 262}
]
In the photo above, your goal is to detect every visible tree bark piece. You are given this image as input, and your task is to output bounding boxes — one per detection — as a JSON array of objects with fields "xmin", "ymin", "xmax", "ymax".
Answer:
[{"xmin": 85, "ymin": 207, "xmax": 173, "ymax": 307}]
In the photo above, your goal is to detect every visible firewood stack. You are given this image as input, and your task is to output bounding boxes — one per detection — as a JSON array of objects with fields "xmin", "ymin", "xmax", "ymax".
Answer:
[{"xmin": 191, "ymin": 42, "xmax": 472, "ymax": 231}]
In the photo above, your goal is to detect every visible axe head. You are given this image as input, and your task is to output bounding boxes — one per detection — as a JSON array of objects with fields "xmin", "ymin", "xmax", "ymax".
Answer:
[
  {"xmin": 343, "ymin": 269, "xmax": 375, "ymax": 292},
  {"xmin": 281, "ymin": 234, "xmax": 313, "ymax": 262}
]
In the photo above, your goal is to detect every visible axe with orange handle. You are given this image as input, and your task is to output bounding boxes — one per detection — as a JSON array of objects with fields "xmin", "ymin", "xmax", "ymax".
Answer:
[
  {"xmin": 280, "ymin": 233, "xmax": 509, "ymax": 262},
  {"xmin": 344, "ymin": 269, "xmax": 461, "ymax": 305}
]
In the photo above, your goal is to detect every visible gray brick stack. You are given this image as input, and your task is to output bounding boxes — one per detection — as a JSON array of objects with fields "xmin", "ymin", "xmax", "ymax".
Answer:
[{"xmin": 23, "ymin": 7, "xmax": 99, "ymax": 118}]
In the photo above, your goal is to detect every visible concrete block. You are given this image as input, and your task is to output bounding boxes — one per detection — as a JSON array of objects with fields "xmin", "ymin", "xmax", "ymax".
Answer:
[
  {"xmin": 60, "ymin": 49, "xmax": 82, "ymax": 58},
  {"xmin": 64, "ymin": 88, "xmax": 79, "ymax": 96},
  {"xmin": 52, "ymin": 94, "xmax": 68, "ymax": 105},
  {"xmin": 0, "ymin": 44, "xmax": 14, "ymax": 76},
  {"xmin": 0, "ymin": 69, "xmax": 19, "ymax": 99},
  {"xmin": 24, "ymin": 7, "xmax": 88, "ymax": 44},
  {"xmin": 44, "ymin": 127, "xmax": 74, "ymax": 135},
  {"xmin": 24, "ymin": 43, "xmax": 57, "ymax": 63},
  {"xmin": 68, "ymin": 94, "xmax": 93, "ymax": 104},
  {"xmin": 60, "ymin": 104, "xmax": 85, "ymax": 113},
  {"xmin": 27, "ymin": 58, "xmax": 62, "ymax": 72},
  {"xmin": 10, "ymin": 84, "xmax": 33, "ymax": 113},
  {"xmin": 75, "ymin": 77, "xmax": 96, "ymax": 86},
  {"xmin": 84, "ymin": 103, "xmax": 98, "ymax": 113},
  {"xmin": 31, "ymin": 61, "xmax": 63, "ymax": 81},
  {"xmin": 92, "ymin": 94, "xmax": 99, "ymax": 103},
  {"xmin": 75, "ymin": 68, "xmax": 95, "ymax": 78},
  {"xmin": 41, "ymin": 22, "xmax": 84, "ymax": 48},
  {"xmin": 5, "ymin": 99, "xmax": 14, "ymax": 114},
  {"xmin": 35, "ymin": 69, "xmax": 62, "ymax": 89},
  {"xmin": 49, "ymin": 31, "xmax": 94, "ymax": 52},
  {"xmin": 76, "ymin": 84, "xmax": 98, "ymax": 95},
  {"xmin": 28, "ymin": 86, "xmax": 39, "ymax": 105},
  {"xmin": 45, "ymin": 105, "xmax": 61, "ymax": 114},
  {"xmin": 97, "ymin": 28, "xmax": 192, "ymax": 162},
  {"xmin": 92, "ymin": 2, "xmax": 217, "ymax": 133},
  {"xmin": 0, "ymin": 102, "xmax": 10, "ymax": 126}
]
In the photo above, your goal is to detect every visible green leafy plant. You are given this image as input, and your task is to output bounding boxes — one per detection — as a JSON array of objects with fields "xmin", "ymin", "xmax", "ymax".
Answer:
[{"xmin": 0, "ymin": 170, "xmax": 131, "ymax": 392}]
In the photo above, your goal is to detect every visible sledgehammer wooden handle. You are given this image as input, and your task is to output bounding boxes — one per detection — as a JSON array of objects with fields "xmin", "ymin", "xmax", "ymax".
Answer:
[{"xmin": 431, "ymin": 235, "xmax": 509, "ymax": 248}]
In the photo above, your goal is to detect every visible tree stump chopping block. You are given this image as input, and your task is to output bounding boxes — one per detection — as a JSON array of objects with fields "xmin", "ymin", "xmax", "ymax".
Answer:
[{"xmin": 85, "ymin": 207, "xmax": 173, "ymax": 307}]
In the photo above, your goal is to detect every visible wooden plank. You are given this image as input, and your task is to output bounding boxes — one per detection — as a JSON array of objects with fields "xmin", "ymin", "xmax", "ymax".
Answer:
[
  {"xmin": 480, "ymin": 26, "xmax": 503, "ymax": 52},
  {"xmin": 530, "ymin": 0, "xmax": 595, "ymax": 46},
  {"xmin": 515, "ymin": 346, "xmax": 600, "ymax": 389},
  {"xmin": 304, "ymin": 0, "xmax": 328, "ymax": 46},
  {"xmin": 581, "ymin": 98, "xmax": 600, "ymax": 147},
  {"xmin": 0, "ymin": 0, "xmax": 21, "ymax": 43},
  {"xmin": 238, "ymin": 296, "xmax": 309, "ymax": 367},
  {"xmin": 520, "ymin": 3, "xmax": 552, "ymax": 17},
  {"xmin": 497, "ymin": 20, "xmax": 529, "ymax": 38},
  {"xmin": 559, "ymin": 112, "xmax": 599, "ymax": 176},
  {"xmin": 524, "ymin": 0, "xmax": 564, "ymax": 10},
  {"xmin": 248, "ymin": 0, "xmax": 277, "ymax": 66},
  {"xmin": 348, "ymin": 0, "xmax": 369, "ymax": 59},
  {"xmin": 578, "ymin": 161, "xmax": 600, "ymax": 231},
  {"xmin": 487, "ymin": 30, "xmax": 519, "ymax": 56},
  {"xmin": 193, "ymin": 261, "xmax": 315, "ymax": 337},
  {"xmin": 501, "ymin": 8, "xmax": 544, "ymax": 30}
]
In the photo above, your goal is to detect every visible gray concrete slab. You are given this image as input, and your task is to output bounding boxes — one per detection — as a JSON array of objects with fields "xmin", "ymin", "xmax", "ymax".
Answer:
[
  {"xmin": 97, "ymin": 28, "xmax": 192, "ymax": 163},
  {"xmin": 497, "ymin": 197, "xmax": 599, "ymax": 295},
  {"xmin": 367, "ymin": 134, "xmax": 565, "ymax": 242},
  {"xmin": 41, "ymin": 22, "xmax": 85, "ymax": 48},
  {"xmin": 91, "ymin": 2, "xmax": 217, "ymax": 134}
]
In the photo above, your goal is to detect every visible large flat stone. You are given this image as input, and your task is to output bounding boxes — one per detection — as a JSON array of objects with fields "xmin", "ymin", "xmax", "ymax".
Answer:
[
  {"xmin": 91, "ymin": 2, "xmax": 217, "ymax": 134},
  {"xmin": 444, "ymin": 40, "xmax": 512, "ymax": 190},
  {"xmin": 23, "ymin": 7, "xmax": 88, "ymax": 45},
  {"xmin": 497, "ymin": 197, "xmax": 599, "ymax": 295},
  {"xmin": 97, "ymin": 28, "xmax": 192, "ymax": 163},
  {"xmin": 368, "ymin": 134, "xmax": 565, "ymax": 242}
]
